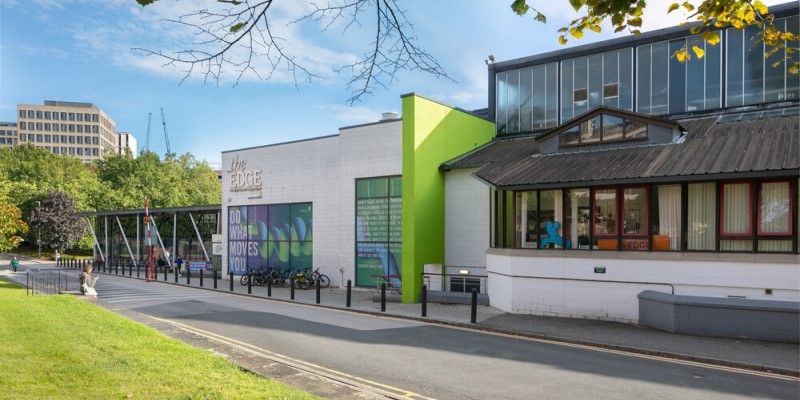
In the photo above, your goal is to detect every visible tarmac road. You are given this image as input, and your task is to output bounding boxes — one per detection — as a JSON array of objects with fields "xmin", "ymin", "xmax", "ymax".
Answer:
[{"xmin": 91, "ymin": 274, "xmax": 799, "ymax": 400}]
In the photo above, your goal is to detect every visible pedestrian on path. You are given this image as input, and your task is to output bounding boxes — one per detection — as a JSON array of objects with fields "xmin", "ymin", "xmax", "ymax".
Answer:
[
  {"xmin": 54, "ymin": 251, "xmax": 61, "ymax": 265},
  {"xmin": 175, "ymin": 254, "xmax": 184, "ymax": 276},
  {"xmin": 10, "ymin": 256, "xmax": 19, "ymax": 272},
  {"xmin": 79, "ymin": 262, "xmax": 98, "ymax": 296}
]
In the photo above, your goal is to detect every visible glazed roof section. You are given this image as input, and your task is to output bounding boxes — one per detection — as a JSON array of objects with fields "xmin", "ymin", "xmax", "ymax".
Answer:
[{"xmin": 443, "ymin": 106, "xmax": 799, "ymax": 190}]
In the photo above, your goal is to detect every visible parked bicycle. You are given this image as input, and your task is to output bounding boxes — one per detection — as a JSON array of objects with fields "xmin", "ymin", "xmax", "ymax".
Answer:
[{"xmin": 291, "ymin": 268, "xmax": 330, "ymax": 289}]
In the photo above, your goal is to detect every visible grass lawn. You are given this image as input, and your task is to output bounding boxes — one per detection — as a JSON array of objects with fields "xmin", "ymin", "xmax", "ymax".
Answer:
[{"xmin": 0, "ymin": 278, "xmax": 318, "ymax": 399}]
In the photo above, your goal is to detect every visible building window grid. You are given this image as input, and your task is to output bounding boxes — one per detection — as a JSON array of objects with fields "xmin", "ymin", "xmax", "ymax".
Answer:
[{"xmin": 510, "ymin": 178, "xmax": 798, "ymax": 254}]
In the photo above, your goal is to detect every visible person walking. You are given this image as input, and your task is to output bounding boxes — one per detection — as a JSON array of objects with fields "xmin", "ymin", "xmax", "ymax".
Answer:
[
  {"xmin": 10, "ymin": 256, "xmax": 19, "ymax": 272},
  {"xmin": 175, "ymin": 254, "xmax": 184, "ymax": 277},
  {"xmin": 79, "ymin": 262, "xmax": 98, "ymax": 296}
]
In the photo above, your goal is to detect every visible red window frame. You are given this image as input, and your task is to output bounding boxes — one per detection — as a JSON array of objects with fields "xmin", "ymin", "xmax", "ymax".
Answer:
[
  {"xmin": 621, "ymin": 185, "xmax": 649, "ymax": 238},
  {"xmin": 756, "ymin": 179, "xmax": 794, "ymax": 236},
  {"xmin": 592, "ymin": 187, "xmax": 618, "ymax": 238},
  {"xmin": 719, "ymin": 181, "xmax": 753, "ymax": 237}
]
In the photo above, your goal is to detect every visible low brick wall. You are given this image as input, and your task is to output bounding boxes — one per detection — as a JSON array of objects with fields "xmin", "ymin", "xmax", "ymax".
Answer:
[{"xmin": 638, "ymin": 290, "xmax": 800, "ymax": 343}]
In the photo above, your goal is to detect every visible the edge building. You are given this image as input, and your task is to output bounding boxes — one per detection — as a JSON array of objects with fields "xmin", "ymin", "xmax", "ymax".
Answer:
[{"xmin": 217, "ymin": 2, "xmax": 798, "ymax": 339}]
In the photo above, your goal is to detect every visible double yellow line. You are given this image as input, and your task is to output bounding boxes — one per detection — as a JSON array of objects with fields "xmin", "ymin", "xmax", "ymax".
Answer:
[{"xmin": 143, "ymin": 314, "xmax": 437, "ymax": 400}]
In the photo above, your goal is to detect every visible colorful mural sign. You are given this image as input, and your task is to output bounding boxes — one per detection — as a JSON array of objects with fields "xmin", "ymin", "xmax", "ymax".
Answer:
[{"xmin": 227, "ymin": 203, "xmax": 312, "ymax": 275}]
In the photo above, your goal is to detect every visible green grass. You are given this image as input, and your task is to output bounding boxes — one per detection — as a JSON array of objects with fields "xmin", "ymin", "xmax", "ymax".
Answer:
[{"xmin": 0, "ymin": 279, "xmax": 318, "ymax": 399}]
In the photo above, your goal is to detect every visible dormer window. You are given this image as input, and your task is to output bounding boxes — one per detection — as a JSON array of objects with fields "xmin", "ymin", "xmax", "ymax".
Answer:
[{"xmin": 559, "ymin": 112, "xmax": 648, "ymax": 147}]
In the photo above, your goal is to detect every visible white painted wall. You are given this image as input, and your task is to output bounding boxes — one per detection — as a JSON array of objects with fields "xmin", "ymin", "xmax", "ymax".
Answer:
[
  {"xmin": 221, "ymin": 120, "xmax": 402, "ymax": 286},
  {"xmin": 444, "ymin": 168, "xmax": 490, "ymax": 269},
  {"xmin": 487, "ymin": 249, "xmax": 800, "ymax": 322}
]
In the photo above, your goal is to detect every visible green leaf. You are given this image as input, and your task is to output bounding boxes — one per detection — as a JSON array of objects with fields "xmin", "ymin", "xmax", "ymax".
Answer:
[
  {"xmin": 753, "ymin": 0, "xmax": 769, "ymax": 15},
  {"xmin": 628, "ymin": 17, "xmax": 642, "ymax": 27},
  {"xmin": 136, "ymin": 0, "xmax": 158, "ymax": 5},
  {"xmin": 674, "ymin": 47, "xmax": 690, "ymax": 62},
  {"xmin": 681, "ymin": 1, "xmax": 695, "ymax": 12},
  {"xmin": 668, "ymin": 3, "xmax": 680, "ymax": 13},
  {"xmin": 229, "ymin": 22, "xmax": 246, "ymax": 33},
  {"xmin": 534, "ymin": 12, "xmax": 547, "ymax": 23},
  {"xmin": 568, "ymin": 0, "xmax": 585, "ymax": 12},
  {"xmin": 558, "ymin": 35, "xmax": 568, "ymax": 45},
  {"xmin": 569, "ymin": 27, "xmax": 584, "ymax": 39},
  {"xmin": 511, "ymin": 0, "xmax": 530, "ymax": 15}
]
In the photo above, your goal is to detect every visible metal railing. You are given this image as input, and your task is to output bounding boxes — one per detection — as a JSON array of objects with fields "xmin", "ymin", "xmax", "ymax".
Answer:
[
  {"xmin": 422, "ymin": 272, "xmax": 488, "ymax": 293},
  {"xmin": 26, "ymin": 268, "xmax": 78, "ymax": 295}
]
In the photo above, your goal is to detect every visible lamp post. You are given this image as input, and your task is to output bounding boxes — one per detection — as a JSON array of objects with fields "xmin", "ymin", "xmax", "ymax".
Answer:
[{"xmin": 36, "ymin": 201, "xmax": 42, "ymax": 259}]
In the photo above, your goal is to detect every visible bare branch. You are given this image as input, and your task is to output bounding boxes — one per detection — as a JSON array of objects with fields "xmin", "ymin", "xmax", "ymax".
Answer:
[{"xmin": 133, "ymin": 0, "xmax": 451, "ymax": 103}]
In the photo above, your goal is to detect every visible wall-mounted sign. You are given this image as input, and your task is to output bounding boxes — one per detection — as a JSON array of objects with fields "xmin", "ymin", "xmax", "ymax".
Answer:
[{"xmin": 227, "ymin": 155, "xmax": 263, "ymax": 193}]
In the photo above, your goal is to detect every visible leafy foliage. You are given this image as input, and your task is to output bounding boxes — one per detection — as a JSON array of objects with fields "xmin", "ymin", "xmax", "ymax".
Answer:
[
  {"xmin": 0, "ymin": 203, "xmax": 28, "ymax": 252},
  {"xmin": 0, "ymin": 145, "xmax": 221, "ymax": 250},
  {"xmin": 29, "ymin": 191, "xmax": 86, "ymax": 252},
  {"xmin": 511, "ymin": 0, "xmax": 798, "ymax": 71}
]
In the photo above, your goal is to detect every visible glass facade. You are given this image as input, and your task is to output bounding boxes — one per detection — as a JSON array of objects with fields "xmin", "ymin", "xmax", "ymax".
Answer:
[
  {"xmin": 227, "ymin": 203, "xmax": 312, "ymax": 275},
  {"xmin": 355, "ymin": 176, "xmax": 402, "ymax": 287},
  {"xmin": 495, "ymin": 16, "xmax": 798, "ymax": 133},
  {"xmin": 506, "ymin": 179, "xmax": 797, "ymax": 253}
]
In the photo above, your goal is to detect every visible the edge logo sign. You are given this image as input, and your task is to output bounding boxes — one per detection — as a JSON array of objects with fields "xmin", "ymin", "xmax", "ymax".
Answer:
[{"xmin": 227, "ymin": 155, "xmax": 263, "ymax": 193}]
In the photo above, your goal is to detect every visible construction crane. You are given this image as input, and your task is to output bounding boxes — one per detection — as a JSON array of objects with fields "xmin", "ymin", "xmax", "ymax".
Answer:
[
  {"xmin": 144, "ymin": 112, "xmax": 152, "ymax": 153},
  {"xmin": 160, "ymin": 108, "xmax": 173, "ymax": 156}
]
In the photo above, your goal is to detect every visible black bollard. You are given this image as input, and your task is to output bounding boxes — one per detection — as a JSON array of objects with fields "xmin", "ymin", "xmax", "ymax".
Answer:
[
  {"xmin": 164, "ymin": 265, "xmax": 167, "ymax": 281},
  {"xmin": 290, "ymin": 277, "xmax": 295, "ymax": 300},
  {"xmin": 128, "ymin": 262, "xmax": 132, "ymax": 276},
  {"xmin": 229, "ymin": 272, "xmax": 234, "ymax": 291},
  {"xmin": 136, "ymin": 263, "xmax": 140, "ymax": 278},
  {"xmin": 380, "ymin": 283, "xmax": 386, "ymax": 312},
  {"xmin": 247, "ymin": 273, "xmax": 252, "ymax": 294},
  {"xmin": 186, "ymin": 269, "xmax": 190, "ymax": 285},
  {"xmin": 470, "ymin": 288, "xmax": 478, "ymax": 323},
  {"xmin": 315, "ymin": 278, "xmax": 321, "ymax": 304},
  {"xmin": 267, "ymin": 277, "xmax": 271, "ymax": 297},
  {"xmin": 175, "ymin": 267, "xmax": 179, "ymax": 283},
  {"xmin": 346, "ymin": 280, "xmax": 352, "ymax": 308},
  {"xmin": 213, "ymin": 269, "xmax": 218, "ymax": 289},
  {"xmin": 199, "ymin": 270, "xmax": 204, "ymax": 287},
  {"xmin": 421, "ymin": 284, "xmax": 427, "ymax": 317}
]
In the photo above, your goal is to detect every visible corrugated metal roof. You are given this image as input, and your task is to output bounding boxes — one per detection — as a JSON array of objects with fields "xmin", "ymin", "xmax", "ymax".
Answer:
[{"xmin": 471, "ymin": 114, "xmax": 799, "ymax": 189}]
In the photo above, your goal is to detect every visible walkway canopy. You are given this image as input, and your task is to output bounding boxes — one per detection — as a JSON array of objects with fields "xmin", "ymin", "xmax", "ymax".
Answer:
[{"xmin": 80, "ymin": 205, "xmax": 221, "ymax": 269}]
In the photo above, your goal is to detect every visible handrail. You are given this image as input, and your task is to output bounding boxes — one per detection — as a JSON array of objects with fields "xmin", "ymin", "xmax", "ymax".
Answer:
[{"xmin": 487, "ymin": 270, "xmax": 675, "ymax": 294}]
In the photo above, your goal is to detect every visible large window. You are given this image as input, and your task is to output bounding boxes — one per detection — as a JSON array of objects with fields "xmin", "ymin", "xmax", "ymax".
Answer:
[
  {"xmin": 511, "ymin": 179, "xmax": 797, "ymax": 253},
  {"xmin": 496, "ymin": 62, "xmax": 559, "ymax": 134},
  {"xmin": 727, "ymin": 17, "xmax": 800, "ymax": 107},
  {"xmin": 561, "ymin": 49, "xmax": 633, "ymax": 122},
  {"xmin": 559, "ymin": 114, "xmax": 647, "ymax": 146},
  {"xmin": 227, "ymin": 203, "xmax": 313, "ymax": 275},
  {"xmin": 355, "ymin": 176, "xmax": 401, "ymax": 287}
]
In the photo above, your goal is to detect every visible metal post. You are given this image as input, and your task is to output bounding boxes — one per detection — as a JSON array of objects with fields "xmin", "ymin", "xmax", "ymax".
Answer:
[
  {"xmin": 213, "ymin": 269, "xmax": 218, "ymax": 289},
  {"xmin": 115, "ymin": 260, "xmax": 119, "ymax": 275},
  {"xmin": 188, "ymin": 212, "xmax": 210, "ymax": 262},
  {"xmin": 136, "ymin": 262, "xmax": 140, "ymax": 277},
  {"xmin": 175, "ymin": 267, "xmax": 179, "ymax": 283},
  {"xmin": 229, "ymin": 271, "xmax": 233, "ymax": 291},
  {"xmin": 199, "ymin": 270, "xmax": 204, "ymax": 287},
  {"xmin": 346, "ymin": 280, "xmax": 351, "ymax": 308},
  {"xmin": 470, "ymin": 288, "xmax": 478, "ymax": 324},
  {"xmin": 247, "ymin": 272, "xmax": 252, "ymax": 294},
  {"xmin": 36, "ymin": 201, "xmax": 41, "ymax": 259},
  {"xmin": 172, "ymin": 211, "xmax": 177, "ymax": 267},
  {"xmin": 115, "ymin": 216, "xmax": 138, "ymax": 271},
  {"xmin": 380, "ymin": 283, "xmax": 386, "ymax": 312},
  {"xmin": 128, "ymin": 261, "xmax": 132, "ymax": 276},
  {"xmin": 186, "ymin": 268, "xmax": 190, "ymax": 285},
  {"xmin": 315, "ymin": 279, "xmax": 321, "ymax": 304},
  {"xmin": 421, "ymin": 285, "xmax": 427, "ymax": 317},
  {"xmin": 267, "ymin": 277, "xmax": 271, "ymax": 297},
  {"xmin": 290, "ymin": 277, "xmax": 295, "ymax": 300},
  {"xmin": 164, "ymin": 264, "xmax": 168, "ymax": 281}
]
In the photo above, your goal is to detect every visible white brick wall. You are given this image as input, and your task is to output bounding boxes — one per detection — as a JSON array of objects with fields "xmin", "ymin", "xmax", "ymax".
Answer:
[
  {"xmin": 444, "ymin": 168, "xmax": 490, "ymax": 268},
  {"xmin": 221, "ymin": 120, "xmax": 402, "ymax": 285},
  {"xmin": 487, "ymin": 250, "xmax": 800, "ymax": 322}
]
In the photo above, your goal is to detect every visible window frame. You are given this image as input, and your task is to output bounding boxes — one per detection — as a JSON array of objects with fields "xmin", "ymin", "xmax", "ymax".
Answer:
[
  {"xmin": 621, "ymin": 185, "xmax": 650, "ymax": 238},
  {"xmin": 756, "ymin": 179, "xmax": 794, "ymax": 236},
  {"xmin": 719, "ymin": 180, "xmax": 753, "ymax": 238},
  {"xmin": 591, "ymin": 187, "xmax": 619, "ymax": 238}
]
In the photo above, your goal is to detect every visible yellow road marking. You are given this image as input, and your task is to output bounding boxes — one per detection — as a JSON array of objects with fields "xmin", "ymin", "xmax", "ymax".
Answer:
[{"xmin": 142, "ymin": 314, "xmax": 436, "ymax": 400}]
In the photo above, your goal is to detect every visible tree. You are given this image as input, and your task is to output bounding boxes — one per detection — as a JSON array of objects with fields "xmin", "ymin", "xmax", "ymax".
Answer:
[
  {"xmin": 28, "ymin": 191, "xmax": 86, "ymax": 252},
  {"xmin": 0, "ymin": 203, "xmax": 28, "ymax": 253},
  {"xmin": 135, "ymin": 0, "xmax": 797, "ymax": 100},
  {"xmin": 512, "ymin": 0, "xmax": 798, "ymax": 67}
]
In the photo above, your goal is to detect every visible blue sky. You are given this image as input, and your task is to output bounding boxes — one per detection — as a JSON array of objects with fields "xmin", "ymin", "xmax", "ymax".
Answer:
[{"xmin": 1, "ymin": 0, "xmax": 771, "ymax": 166}]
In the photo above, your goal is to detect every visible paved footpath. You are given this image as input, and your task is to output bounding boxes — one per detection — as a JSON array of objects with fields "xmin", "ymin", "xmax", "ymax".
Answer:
[{"xmin": 5, "ymin": 262, "xmax": 799, "ymax": 400}]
